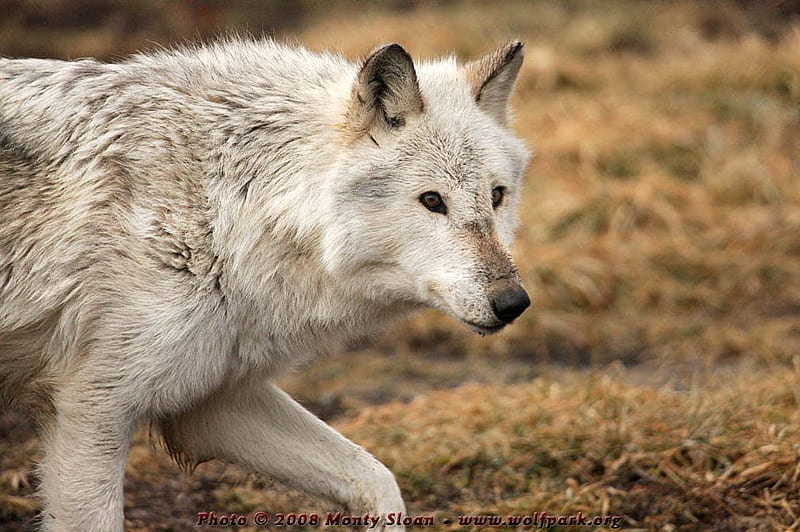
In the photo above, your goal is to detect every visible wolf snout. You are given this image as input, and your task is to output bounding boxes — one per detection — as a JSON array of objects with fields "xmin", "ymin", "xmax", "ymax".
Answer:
[{"xmin": 489, "ymin": 281, "xmax": 530, "ymax": 324}]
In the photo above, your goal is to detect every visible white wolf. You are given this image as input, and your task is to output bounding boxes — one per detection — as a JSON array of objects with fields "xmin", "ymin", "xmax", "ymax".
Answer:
[{"xmin": 0, "ymin": 38, "xmax": 530, "ymax": 531}]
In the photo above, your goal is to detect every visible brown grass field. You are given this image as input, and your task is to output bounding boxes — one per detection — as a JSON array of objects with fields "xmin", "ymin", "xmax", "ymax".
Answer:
[{"xmin": 1, "ymin": 1, "xmax": 799, "ymax": 530}]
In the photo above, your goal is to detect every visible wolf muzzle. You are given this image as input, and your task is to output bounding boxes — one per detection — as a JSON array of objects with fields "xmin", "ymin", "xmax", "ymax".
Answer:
[{"xmin": 489, "ymin": 280, "xmax": 530, "ymax": 324}]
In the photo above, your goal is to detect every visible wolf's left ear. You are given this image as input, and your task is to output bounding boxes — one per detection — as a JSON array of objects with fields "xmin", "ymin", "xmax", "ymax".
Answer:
[
  {"xmin": 347, "ymin": 43, "xmax": 424, "ymax": 138},
  {"xmin": 465, "ymin": 41, "xmax": 524, "ymax": 125}
]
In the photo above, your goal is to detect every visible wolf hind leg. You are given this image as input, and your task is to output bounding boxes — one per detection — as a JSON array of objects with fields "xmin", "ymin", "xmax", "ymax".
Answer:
[{"xmin": 160, "ymin": 380, "xmax": 406, "ymax": 531}]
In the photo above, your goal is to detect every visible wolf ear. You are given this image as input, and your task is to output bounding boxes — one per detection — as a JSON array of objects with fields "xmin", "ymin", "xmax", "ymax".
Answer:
[
  {"xmin": 347, "ymin": 43, "xmax": 424, "ymax": 138},
  {"xmin": 465, "ymin": 41, "xmax": 524, "ymax": 125}
]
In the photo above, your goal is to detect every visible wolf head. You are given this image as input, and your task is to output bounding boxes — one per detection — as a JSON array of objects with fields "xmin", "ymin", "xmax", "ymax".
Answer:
[{"xmin": 323, "ymin": 42, "xmax": 530, "ymax": 335}]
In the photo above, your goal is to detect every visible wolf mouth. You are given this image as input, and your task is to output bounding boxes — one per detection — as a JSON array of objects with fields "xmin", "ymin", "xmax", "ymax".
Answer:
[{"xmin": 464, "ymin": 320, "xmax": 507, "ymax": 334}]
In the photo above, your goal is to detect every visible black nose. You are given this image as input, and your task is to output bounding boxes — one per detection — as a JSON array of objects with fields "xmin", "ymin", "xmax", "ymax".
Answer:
[{"xmin": 491, "ymin": 284, "xmax": 531, "ymax": 324}]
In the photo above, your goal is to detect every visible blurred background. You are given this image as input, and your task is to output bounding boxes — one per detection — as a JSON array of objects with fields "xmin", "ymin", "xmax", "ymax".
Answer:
[{"xmin": 1, "ymin": 1, "xmax": 799, "ymax": 530}]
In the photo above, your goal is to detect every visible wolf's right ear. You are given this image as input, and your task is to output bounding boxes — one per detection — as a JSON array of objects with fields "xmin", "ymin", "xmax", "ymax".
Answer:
[{"xmin": 346, "ymin": 44, "xmax": 424, "ymax": 139}]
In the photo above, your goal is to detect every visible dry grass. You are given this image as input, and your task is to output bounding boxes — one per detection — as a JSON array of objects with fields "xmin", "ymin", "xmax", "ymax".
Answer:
[
  {"xmin": 2, "ymin": 1, "xmax": 800, "ymax": 530},
  {"xmin": 338, "ymin": 364, "xmax": 800, "ymax": 531},
  {"xmin": 5, "ymin": 363, "xmax": 800, "ymax": 531}
]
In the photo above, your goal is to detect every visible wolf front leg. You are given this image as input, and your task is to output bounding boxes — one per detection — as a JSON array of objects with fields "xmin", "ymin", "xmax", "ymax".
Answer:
[
  {"xmin": 161, "ymin": 381, "xmax": 406, "ymax": 531},
  {"xmin": 39, "ymin": 388, "xmax": 136, "ymax": 532}
]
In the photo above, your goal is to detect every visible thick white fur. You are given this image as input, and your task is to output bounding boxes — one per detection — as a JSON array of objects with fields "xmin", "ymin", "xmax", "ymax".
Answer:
[{"xmin": 0, "ymin": 38, "xmax": 528, "ymax": 531}]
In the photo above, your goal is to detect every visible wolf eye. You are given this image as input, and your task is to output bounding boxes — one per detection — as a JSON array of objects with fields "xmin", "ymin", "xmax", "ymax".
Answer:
[
  {"xmin": 420, "ymin": 191, "xmax": 447, "ymax": 214},
  {"xmin": 492, "ymin": 186, "xmax": 506, "ymax": 209}
]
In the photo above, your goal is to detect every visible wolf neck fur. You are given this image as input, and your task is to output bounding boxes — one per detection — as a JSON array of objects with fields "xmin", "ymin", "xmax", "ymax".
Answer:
[{"xmin": 204, "ymin": 64, "xmax": 408, "ymax": 364}]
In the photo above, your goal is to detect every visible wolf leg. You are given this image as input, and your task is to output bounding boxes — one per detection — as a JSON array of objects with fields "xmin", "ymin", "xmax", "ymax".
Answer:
[
  {"xmin": 38, "ymin": 387, "xmax": 135, "ymax": 532},
  {"xmin": 161, "ymin": 380, "xmax": 406, "ymax": 531}
]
